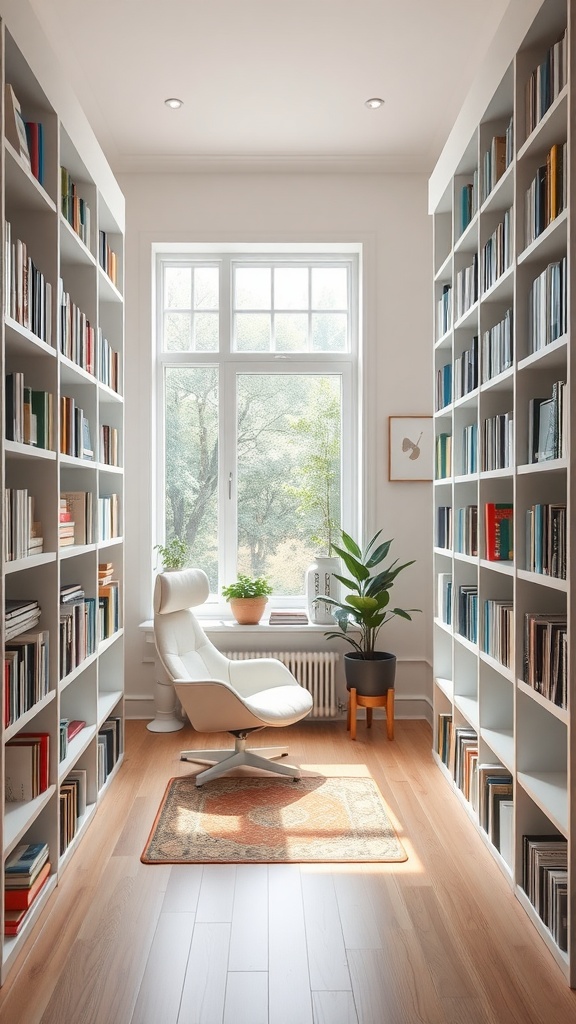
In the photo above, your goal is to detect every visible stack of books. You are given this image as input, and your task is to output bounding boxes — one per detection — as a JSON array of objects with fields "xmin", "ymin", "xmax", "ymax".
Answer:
[
  {"xmin": 4, "ymin": 842, "xmax": 51, "ymax": 935},
  {"xmin": 5, "ymin": 598, "xmax": 41, "ymax": 641},
  {"xmin": 268, "ymin": 610, "xmax": 309, "ymax": 626}
]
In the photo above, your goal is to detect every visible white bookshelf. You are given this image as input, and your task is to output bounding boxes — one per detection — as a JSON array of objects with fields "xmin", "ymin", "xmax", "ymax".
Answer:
[
  {"xmin": 0, "ymin": 2, "xmax": 124, "ymax": 983},
  {"xmin": 430, "ymin": 0, "xmax": 575, "ymax": 985}
]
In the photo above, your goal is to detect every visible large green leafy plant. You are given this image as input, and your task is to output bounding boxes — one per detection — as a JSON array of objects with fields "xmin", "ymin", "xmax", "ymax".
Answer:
[{"xmin": 321, "ymin": 530, "xmax": 419, "ymax": 658}]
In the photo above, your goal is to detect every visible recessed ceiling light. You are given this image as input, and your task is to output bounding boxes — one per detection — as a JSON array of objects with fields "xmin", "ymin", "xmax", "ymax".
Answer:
[
  {"xmin": 365, "ymin": 97, "xmax": 385, "ymax": 109},
  {"xmin": 164, "ymin": 97, "xmax": 183, "ymax": 109}
]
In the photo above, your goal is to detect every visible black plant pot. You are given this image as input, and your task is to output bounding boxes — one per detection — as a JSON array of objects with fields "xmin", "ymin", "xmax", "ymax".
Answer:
[{"xmin": 344, "ymin": 651, "xmax": 396, "ymax": 697}]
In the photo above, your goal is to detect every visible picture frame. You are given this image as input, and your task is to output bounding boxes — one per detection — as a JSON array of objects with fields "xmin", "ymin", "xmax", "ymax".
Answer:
[{"xmin": 388, "ymin": 416, "xmax": 433, "ymax": 481}]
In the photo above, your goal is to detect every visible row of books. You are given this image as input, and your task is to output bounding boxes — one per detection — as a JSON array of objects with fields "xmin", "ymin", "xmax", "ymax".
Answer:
[
  {"xmin": 523, "ymin": 612, "xmax": 567, "ymax": 710},
  {"xmin": 480, "ymin": 125, "xmax": 512, "ymax": 204},
  {"xmin": 99, "ymin": 578, "xmax": 120, "ymax": 640},
  {"xmin": 59, "ymin": 282, "xmax": 96, "ymax": 373},
  {"xmin": 437, "ymin": 283, "xmax": 451, "ymax": 338},
  {"xmin": 482, "ymin": 412, "xmax": 513, "ymax": 472},
  {"xmin": 524, "ymin": 142, "xmax": 566, "ymax": 249},
  {"xmin": 450, "ymin": 726, "xmax": 514, "ymax": 860},
  {"xmin": 61, "ymin": 491, "xmax": 94, "ymax": 547},
  {"xmin": 4, "ymin": 223, "xmax": 53, "ymax": 345},
  {"xmin": 4, "ymin": 842, "xmax": 51, "ymax": 936},
  {"xmin": 4, "ymin": 628, "xmax": 49, "ymax": 728},
  {"xmin": 60, "ymin": 585, "xmax": 97, "ymax": 680},
  {"xmin": 528, "ymin": 258, "xmax": 567, "ymax": 354},
  {"xmin": 435, "ymin": 433, "xmax": 452, "ymax": 479},
  {"xmin": 524, "ymin": 29, "xmax": 567, "ymax": 138},
  {"xmin": 483, "ymin": 598, "xmax": 513, "ymax": 669},
  {"xmin": 61, "ymin": 166, "xmax": 91, "ymax": 247},
  {"xmin": 485, "ymin": 502, "xmax": 513, "ymax": 561},
  {"xmin": 5, "ymin": 374, "xmax": 54, "ymax": 450},
  {"xmin": 453, "ymin": 334, "xmax": 478, "ymax": 399},
  {"xmin": 522, "ymin": 834, "xmax": 567, "ymax": 952},
  {"xmin": 59, "ymin": 719, "xmax": 86, "ymax": 763},
  {"xmin": 436, "ymin": 505, "xmax": 452, "ymax": 550},
  {"xmin": 461, "ymin": 423, "xmax": 477, "ymax": 475},
  {"xmin": 525, "ymin": 503, "xmax": 566, "ymax": 580},
  {"xmin": 60, "ymin": 768, "xmax": 87, "ymax": 855},
  {"xmin": 459, "ymin": 175, "xmax": 478, "ymax": 236},
  {"xmin": 436, "ymin": 712, "xmax": 452, "ymax": 768},
  {"xmin": 528, "ymin": 381, "xmax": 566, "ymax": 463},
  {"xmin": 480, "ymin": 308, "xmax": 512, "ymax": 384},
  {"xmin": 454, "ymin": 504, "xmax": 477, "ymax": 557},
  {"xmin": 436, "ymin": 574, "xmax": 452, "ymax": 626},
  {"xmin": 5, "ymin": 731, "xmax": 49, "ymax": 802},
  {"xmin": 4, "ymin": 488, "xmax": 43, "ymax": 561},
  {"xmin": 455, "ymin": 253, "xmax": 478, "ymax": 321},
  {"xmin": 457, "ymin": 584, "xmax": 478, "ymax": 643},
  {"xmin": 99, "ymin": 494, "xmax": 121, "ymax": 541},
  {"xmin": 99, "ymin": 331, "xmax": 121, "ymax": 393},
  {"xmin": 98, "ymin": 716, "xmax": 123, "ymax": 788},
  {"xmin": 4, "ymin": 84, "xmax": 43, "ymax": 184},
  {"xmin": 98, "ymin": 230, "xmax": 119, "ymax": 287},
  {"xmin": 482, "ymin": 208, "xmax": 512, "ymax": 292},
  {"xmin": 435, "ymin": 363, "xmax": 451, "ymax": 411},
  {"xmin": 5, "ymin": 598, "xmax": 41, "ymax": 642},
  {"xmin": 60, "ymin": 395, "xmax": 93, "ymax": 460},
  {"xmin": 100, "ymin": 425, "xmax": 120, "ymax": 466}
]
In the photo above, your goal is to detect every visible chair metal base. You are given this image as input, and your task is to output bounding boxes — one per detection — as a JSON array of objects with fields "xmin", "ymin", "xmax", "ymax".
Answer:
[{"xmin": 181, "ymin": 736, "xmax": 301, "ymax": 786}]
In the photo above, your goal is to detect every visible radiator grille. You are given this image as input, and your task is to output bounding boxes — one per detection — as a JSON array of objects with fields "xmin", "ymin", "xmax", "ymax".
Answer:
[{"xmin": 224, "ymin": 651, "xmax": 339, "ymax": 718}]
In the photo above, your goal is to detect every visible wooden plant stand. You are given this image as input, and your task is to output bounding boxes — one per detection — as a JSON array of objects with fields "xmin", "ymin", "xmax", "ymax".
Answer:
[{"xmin": 347, "ymin": 687, "xmax": 395, "ymax": 741}]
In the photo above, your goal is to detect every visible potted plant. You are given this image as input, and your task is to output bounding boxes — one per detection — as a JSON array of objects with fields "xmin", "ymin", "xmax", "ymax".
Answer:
[
  {"xmin": 154, "ymin": 536, "xmax": 189, "ymax": 571},
  {"xmin": 318, "ymin": 530, "xmax": 420, "ymax": 695},
  {"xmin": 222, "ymin": 573, "xmax": 273, "ymax": 625}
]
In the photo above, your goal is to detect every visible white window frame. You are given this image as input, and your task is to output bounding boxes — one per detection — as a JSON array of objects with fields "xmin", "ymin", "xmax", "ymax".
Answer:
[{"xmin": 154, "ymin": 246, "xmax": 361, "ymax": 611}]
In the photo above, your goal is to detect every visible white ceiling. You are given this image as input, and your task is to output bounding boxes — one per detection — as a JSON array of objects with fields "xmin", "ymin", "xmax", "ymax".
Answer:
[{"xmin": 29, "ymin": 0, "xmax": 511, "ymax": 175}]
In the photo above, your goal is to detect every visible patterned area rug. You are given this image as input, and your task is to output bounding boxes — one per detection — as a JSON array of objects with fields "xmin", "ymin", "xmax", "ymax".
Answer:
[{"xmin": 141, "ymin": 775, "xmax": 407, "ymax": 864}]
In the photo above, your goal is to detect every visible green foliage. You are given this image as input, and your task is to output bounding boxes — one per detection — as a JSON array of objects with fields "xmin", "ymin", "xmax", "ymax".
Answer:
[
  {"xmin": 154, "ymin": 537, "xmax": 189, "ymax": 570},
  {"xmin": 221, "ymin": 573, "xmax": 273, "ymax": 600},
  {"xmin": 319, "ymin": 530, "xmax": 420, "ymax": 658}
]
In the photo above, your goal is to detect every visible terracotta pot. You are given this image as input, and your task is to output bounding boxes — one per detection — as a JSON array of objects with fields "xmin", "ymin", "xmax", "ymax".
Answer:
[
  {"xmin": 229, "ymin": 597, "xmax": 268, "ymax": 625},
  {"xmin": 344, "ymin": 651, "xmax": 396, "ymax": 696}
]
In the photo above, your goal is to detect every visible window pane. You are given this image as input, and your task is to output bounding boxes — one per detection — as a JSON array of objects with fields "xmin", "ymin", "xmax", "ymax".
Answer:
[
  {"xmin": 312, "ymin": 267, "xmax": 348, "ymax": 309},
  {"xmin": 165, "ymin": 266, "xmax": 192, "ymax": 309},
  {"xmin": 235, "ymin": 313, "xmax": 271, "ymax": 351},
  {"xmin": 235, "ymin": 267, "xmax": 271, "ymax": 309},
  {"xmin": 274, "ymin": 267, "xmax": 308, "ymax": 309},
  {"xmin": 274, "ymin": 313, "xmax": 308, "ymax": 352},
  {"xmin": 194, "ymin": 312, "xmax": 219, "ymax": 351},
  {"xmin": 311, "ymin": 312, "xmax": 347, "ymax": 351},
  {"xmin": 236, "ymin": 374, "xmax": 341, "ymax": 596},
  {"xmin": 164, "ymin": 311, "xmax": 193, "ymax": 351},
  {"xmin": 164, "ymin": 366, "xmax": 219, "ymax": 591},
  {"xmin": 194, "ymin": 267, "xmax": 219, "ymax": 310}
]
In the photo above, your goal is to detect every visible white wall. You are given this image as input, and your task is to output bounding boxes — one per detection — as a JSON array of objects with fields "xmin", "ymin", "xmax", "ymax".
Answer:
[{"xmin": 119, "ymin": 171, "xmax": 434, "ymax": 721}]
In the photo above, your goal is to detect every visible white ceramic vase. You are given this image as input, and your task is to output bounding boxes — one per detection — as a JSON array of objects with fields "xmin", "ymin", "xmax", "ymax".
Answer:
[{"xmin": 305, "ymin": 555, "xmax": 341, "ymax": 624}]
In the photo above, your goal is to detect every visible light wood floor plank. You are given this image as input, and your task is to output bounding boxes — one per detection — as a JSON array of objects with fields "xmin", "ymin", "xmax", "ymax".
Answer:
[
  {"xmin": 229, "ymin": 864, "xmax": 269, "ymax": 971},
  {"xmin": 177, "ymin": 922, "xmax": 230, "ymax": 1024},
  {"xmin": 312, "ymin": 990, "xmax": 359, "ymax": 1024},
  {"xmin": 196, "ymin": 863, "xmax": 236, "ymax": 922},
  {"xmin": 223, "ymin": 972, "xmax": 268, "ymax": 1024},
  {"xmin": 301, "ymin": 869, "xmax": 351, "ymax": 991},
  {"xmin": 268, "ymin": 864, "xmax": 314, "ymax": 1024},
  {"xmin": 130, "ymin": 911, "xmax": 195, "ymax": 1024},
  {"xmin": 332, "ymin": 870, "xmax": 382, "ymax": 950},
  {"xmin": 163, "ymin": 863, "xmax": 204, "ymax": 913}
]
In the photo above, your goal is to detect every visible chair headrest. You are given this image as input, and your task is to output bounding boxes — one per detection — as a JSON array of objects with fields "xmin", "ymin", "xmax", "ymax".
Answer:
[{"xmin": 154, "ymin": 568, "xmax": 210, "ymax": 615}]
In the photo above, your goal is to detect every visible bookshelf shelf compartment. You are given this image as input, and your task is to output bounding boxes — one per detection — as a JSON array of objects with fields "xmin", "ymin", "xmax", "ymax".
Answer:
[
  {"xmin": 430, "ymin": 0, "xmax": 575, "ymax": 986},
  {"xmin": 3, "ymin": 786, "xmax": 56, "ymax": 856}
]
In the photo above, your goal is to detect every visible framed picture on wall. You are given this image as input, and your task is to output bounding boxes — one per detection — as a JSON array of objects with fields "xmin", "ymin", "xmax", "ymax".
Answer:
[{"xmin": 388, "ymin": 416, "xmax": 433, "ymax": 481}]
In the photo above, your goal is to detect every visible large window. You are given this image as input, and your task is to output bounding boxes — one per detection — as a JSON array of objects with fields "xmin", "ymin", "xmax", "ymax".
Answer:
[{"xmin": 156, "ymin": 251, "xmax": 358, "ymax": 601}]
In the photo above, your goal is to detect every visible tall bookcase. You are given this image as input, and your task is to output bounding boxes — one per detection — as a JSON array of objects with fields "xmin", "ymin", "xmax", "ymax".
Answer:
[
  {"xmin": 0, "ymin": 5, "xmax": 124, "ymax": 983},
  {"xmin": 430, "ymin": 0, "xmax": 574, "ymax": 985}
]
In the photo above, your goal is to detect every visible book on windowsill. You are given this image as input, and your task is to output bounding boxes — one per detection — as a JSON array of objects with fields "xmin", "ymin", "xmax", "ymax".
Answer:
[{"xmin": 268, "ymin": 611, "xmax": 309, "ymax": 626}]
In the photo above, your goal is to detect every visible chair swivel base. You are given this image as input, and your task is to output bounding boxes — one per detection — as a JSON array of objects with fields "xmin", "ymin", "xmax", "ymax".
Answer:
[{"xmin": 181, "ymin": 736, "xmax": 301, "ymax": 786}]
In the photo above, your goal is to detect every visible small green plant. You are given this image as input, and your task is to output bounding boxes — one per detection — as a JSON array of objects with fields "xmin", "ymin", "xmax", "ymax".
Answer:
[
  {"xmin": 154, "ymin": 537, "xmax": 189, "ymax": 570},
  {"xmin": 318, "ymin": 530, "xmax": 420, "ymax": 658},
  {"xmin": 222, "ymin": 573, "xmax": 273, "ymax": 600}
]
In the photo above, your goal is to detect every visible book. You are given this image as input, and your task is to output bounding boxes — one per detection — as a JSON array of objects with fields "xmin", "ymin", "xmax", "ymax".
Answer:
[
  {"xmin": 4, "ymin": 85, "xmax": 31, "ymax": 167},
  {"xmin": 4, "ymin": 841, "xmax": 48, "ymax": 877},
  {"xmin": 67, "ymin": 720, "xmax": 86, "ymax": 742},
  {"xmin": 4, "ymin": 861, "xmax": 51, "ymax": 911},
  {"xmin": 484, "ymin": 503, "xmax": 513, "ymax": 560}
]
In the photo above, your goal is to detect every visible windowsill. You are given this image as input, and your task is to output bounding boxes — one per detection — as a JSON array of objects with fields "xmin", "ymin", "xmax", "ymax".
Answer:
[{"xmin": 139, "ymin": 617, "xmax": 346, "ymax": 634}]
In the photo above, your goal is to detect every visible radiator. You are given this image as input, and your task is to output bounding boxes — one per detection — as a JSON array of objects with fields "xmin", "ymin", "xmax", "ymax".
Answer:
[{"xmin": 224, "ymin": 651, "xmax": 339, "ymax": 718}]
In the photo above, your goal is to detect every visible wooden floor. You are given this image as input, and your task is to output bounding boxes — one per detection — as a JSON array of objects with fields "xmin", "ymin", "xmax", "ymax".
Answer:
[{"xmin": 0, "ymin": 718, "xmax": 575, "ymax": 1024}]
